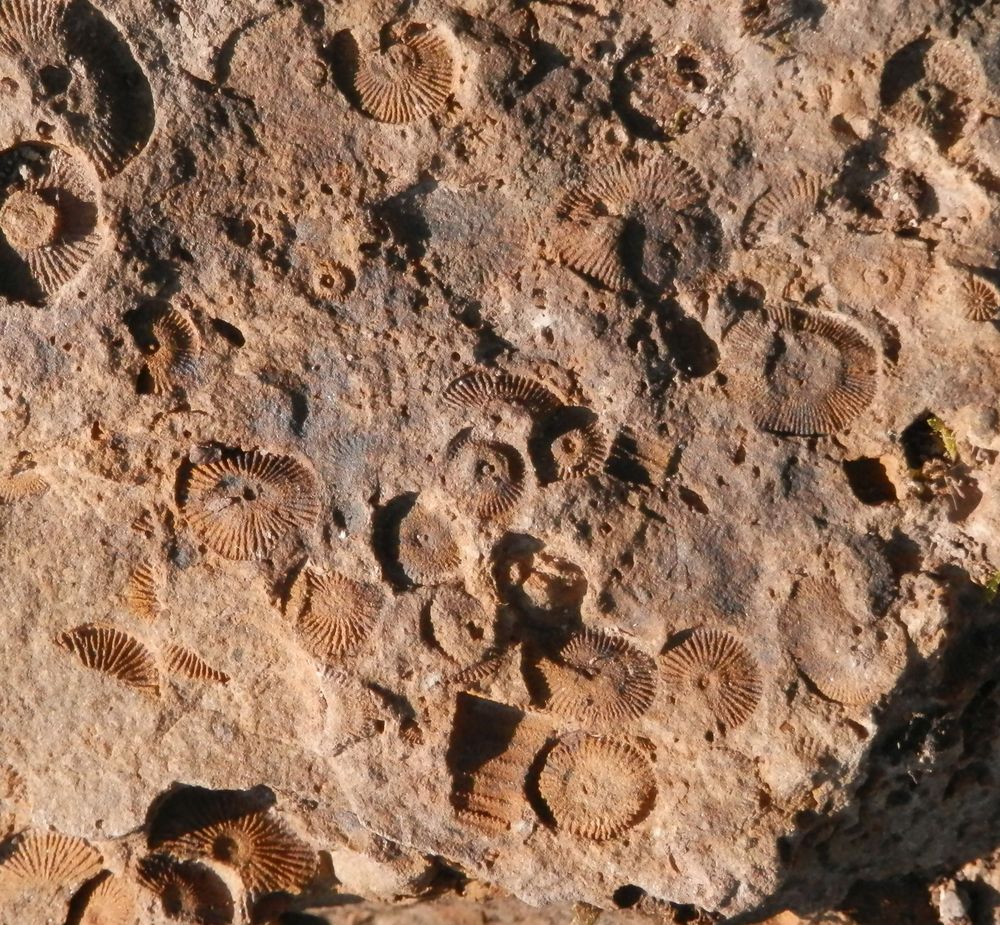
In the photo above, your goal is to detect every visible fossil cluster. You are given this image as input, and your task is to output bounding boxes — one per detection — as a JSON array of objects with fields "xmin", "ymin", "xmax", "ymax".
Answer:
[{"xmin": 2, "ymin": 0, "xmax": 1000, "ymax": 923}]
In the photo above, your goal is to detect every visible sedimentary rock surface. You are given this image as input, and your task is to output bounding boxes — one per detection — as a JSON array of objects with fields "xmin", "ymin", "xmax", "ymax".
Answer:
[{"xmin": 2, "ymin": 0, "xmax": 1000, "ymax": 922}]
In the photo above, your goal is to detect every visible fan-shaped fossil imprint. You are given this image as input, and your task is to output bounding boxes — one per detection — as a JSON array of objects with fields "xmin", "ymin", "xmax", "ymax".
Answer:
[
  {"xmin": 288, "ymin": 566, "xmax": 386, "ymax": 661},
  {"xmin": 443, "ymin": 370, "xmax": 562, "ymax": 419},
  {"xmin": 428, "ymin": 585, "xmax": 494, "ymax": 664},
  {"xmin": 743, "ymin": 174, "xmax": 824, "ymax": 247},
  {"xmin": 0, "ymin": 143, "xmax": 102, "ymax": 300},
  {"xmin": 124, "ymin": 559, "xmax": 161, "ymax": 621},
  {"xmin": 443, "ymin": 430, "xmax": 526, "ymax": 520},
  {"xmin": 149, "ymin": 788, "xmax": 317, "ymax": 896},
  {"xmin": 56, "ymin": 623, "xmax": 160, "ymax": 696},
  {"xmin": 145, "ymin": 308, "xmax": 201, "ymax": 393},
  {"xmin": 77, "ymin": 875, "xmax": 135, "ymax": 925},
  {"xmin": 137, "ymin": 854, "xmax": 236, "ymax": 925},
  {"xmin": 178, "ymin": 449, "xmax": 321, "ymax": 560},
  {"xmin": 537, "ymin": 735, "xmax": 657, "ymax": 841},
  {"xmin": 0, "ymin": 470, "xmax": 48, "ymax": 503},
  {"xmin": 554, "ymin": 153, "xmax": 710, "ymax": 290},
  {"xmin": 165, "ymin": 645, "xmax": 230, "ymax": 684},
  {"xmin": 959, "ymin": 275, "xmax": 1000, "ymax": 322},
  {"xmin": 540, "ymin": 628, "xmax": 657, "ymax": 725},
  {"xmin": 352, "ymin": 23, "xmax": 457, "ymax": 123},
  {"xmin": 0, "ymin": 0, "xmax": 155, "ymax": 178},
  {"xmin": 0, "ymin": 829, "xmax": 102, "ymax": 888},
  {"xmin": 660, "ymin": 628, "xmax": 763, "ymax": 730},
  {"xmin": 780, "ymin": 578, "xmax": 906, "ymax": 705},
  {"xmin": 726, "ymin": 306, "xmax": 880, "ymax": 435},
  {"xmin": 395, "ymin": 500, "xmax": 462, "ymax": 585}
]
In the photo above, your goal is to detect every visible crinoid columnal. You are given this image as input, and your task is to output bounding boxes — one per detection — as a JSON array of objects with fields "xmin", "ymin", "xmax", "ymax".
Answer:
[
  {"xmin": 780, "ymin": 577, "xmax": 906, "ymax": 706},
  {"xmin": 395, "ymin": 499, "xmax": 462, "ymax": 585},
  {"xmin": 0, "ymin": 829, "xmax": 102, "ymax": 888},
  {"xmin": 535, "ymin": 407, "xmax": 608, "ymax": 482},
  {"xmin": 178, "ymin": 448, "xmax": 321, "ymax": 560},
  {"xmin": 726, "ymin": 306, "xmax": 880, "ymax": 435},
  {"xmin": 742, "ymin": 173, "xmax": 824, "ymax": 248},
  {"xmin": 959, "ymin": 275, "xmax": 1000, "ymax": 322},
  {"xmin": 56, "ymin": 623, "xmax": 160, "ymax": 696},
  {"xmin": 77, "ymin": 874, "xmax": 135, "ymax": 925},
  {"xmin": 537, "ymin": 735, "xmax": 657, "ymax": 841},
  {"xmin": 443, "ymin": 429, "xmax": 526, "ymax": 521},
  {"xmin": 149, "ymin": 787, "xmax": 317, "ymax": 896},
  {"xmin": 0, "ymin": 143, "xmax": 101, "ymax": 300},
  {"xmin": 144, "ymin": 307, "xmax": 201, "ymax": 394},
  {"xmin": 352, "ymin": 23, "xmax": 456, "ymax": 123},
  {"xmin": 0, "ymin": 469, "xmax": 48, "ymax": 503},
  {"xmin": 0, "ymin": 0, "xmax": 155, "ymax": 178},
  {"xmin": 660, "ymin": 628, "xmax": 763, "ymax": 731},
  {"xmin": 554, "ymin": 153, "xmax": 710, "ymax": 291},
  {"xmin": 124, "ymin": 559, "xmax": 161, "ymax": 621},
  {"xmin": 428, "ymin": 585, "xmax": 494, "ymax": 664},
  {"xmin": 539, "ymin": 628, "xmax": 657, "ymax": 726},
  {"xmin": 137, "ymin": 854, "xmax": 235, "ymax": 925},
  {"xmin": 165, "ymin": 645, "xmax": 230, "ymax": 685},
  {"xmin": 287, "ymin": 565, "xmax": 386, "ymax": 662},
  {"xmin": 449, "ymin": 694, "xmax": 547, "ymax": 834},
  {"xmin": 923, "ymin": 38, "xmax": 989, "ymax": 104},
  {"xmin": 421, "ymin": 185, "xmax": 529, "ymax": 296},
  {"xmin": 443, "ymin": 370, "xmax": 562, "ymax": 419},
  {"xmin": 824, "ymin": 231, "xmax": 932, "ymax": 315}
]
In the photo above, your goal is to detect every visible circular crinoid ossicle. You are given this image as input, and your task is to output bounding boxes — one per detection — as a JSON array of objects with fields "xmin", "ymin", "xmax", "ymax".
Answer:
[
  {"xmin": 554, "ymin": 153, "xmax": 713, "ymax": 292},
  {"xmin": 726, "ymin": 306, "xmax": 880, "ymax": 435},
  {"xmin": 148, "ymin": 788, "xmax": 317, "ymax": 896},
  {"xmin": 923, "ymin": 38, "xmax": 989, "ymax": 104},
  {"xmin": 352, "ymin": 22, "xmax": 457, "ymax": 123},
  {"xmin": 178, "ymin": 448, "xmax": 321, "ymax": 560},
  {"xmin": 534, "ymin": 406, "xmax": 609, "ymax": 482},
  {"xmin": 144, "ymin": 307, "xmax": 201, "ymax": 393},
  {"xmin": 422, "ymin": 185, "xmax": 529, "ymax": 296},
  {"xmin": 287, "ymin": 566, "xmax": 386, "ymax": 662},
  {"xmin": 540, "ymin": 628, "xmax": 657, "ymax": 725},
  {"xmin": 958, "ymin": 274, "xmax": 1000, "ymax": 322},
  {"xmin": 660, "ymin": 628, "xmax": 763, "ymax": 731},
  {"xmin": 742, "ymin": 173, "xmax": 824, "ymax": 248},
  {"xmin": 428, "ymin": 585, "xmax": 494, "ymax": 663},
  {"xmin": 537, "ymin": 735, "xmax": 657, "ymax": 841},
  {"xmin": 77, "ymin": 874, "xmax": 135, "ymax": 925},
  {"xmin": 56, "ymin": 623, "xmax": 160, "ymax": 696},
  {"xmin": 0, "ymin": 830, "xmax": 102, "ymax": 897},
  {"xmin": 824, "ymin": 232, "xmax": 932, "ymax": 314},
  {"xmin": 0, "ymin": 0, "xmax": 155, "ymax": 179},
  {"xmin": 780, "ymin": 577, "xmax": 906, "ymax": 706},
  {"xmin": 443, "ymin": 429, "xmax": 526, "ymax": 521},
  {"xmin": 395, "ymin": 499, "xmax": 462, "ymax": 585},
  {"xmin": 137, "ymin": 854, "xmax": 235, "ymax": 925},
  {"xmin": 0, "ymin": 143, "xmax": 101, "ymax": 300}
]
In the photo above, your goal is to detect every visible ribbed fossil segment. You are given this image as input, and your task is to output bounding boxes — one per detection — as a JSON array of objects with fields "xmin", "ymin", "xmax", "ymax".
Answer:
[
  {"xmin": 554, "ymin": 153, "xmax": 713, "ymax": 291},
  {"xmin": 137, "ymin": 854, "xmax": 235, "ymax": 925},
  {"xmin": 537, "ymin": 735, "xmax": 657, "ymax": 841},
  {"xmin": 145, "ymin": 308, "xmax": 201, "ymax": 393},
  {"xmin": 727, "ymin": 306, "xmax": 880, "ymax": 435},
  {"xmin": 77, "ymin": 874, "xmax": 135, "ymax": 925},
  {"xmin": 352, "ymin": 23, "xmax": 456, "ymax": 123},
  {"xmin": 148, "ymin": 787, "xmax": 317, "ymax": 896},
  {"xmin": 780, "ymin": 578, "xmax": 906, "ymax": 706},
  {"xmin": 0, "ymin": 143, "xmax": 102, "ymax": 301},
  {"xmin": 287, "ymin": 565, "xmax": 386, "ymax": 661},
  {"xmin": 539, "ymin": 628, "xmax": 657, "ymax": 726},
  {"xmin": 178, "ymin": 449, "xmax": 321, "ymax": 560},
  {"xmin": 124, "ymin": 559, "xmax": 161, "ymax": 621},
  {"xmin": 959, "ymin": 275, "xmax": 1000, "ymax": 321},
  {"xmin": 443, "ymin": 429, "xmax": 526, "ymax": 520},
  {"xmin": 448, "ymin": 694, "xmax": 548, "ymax": 834},
  {"xmin": 56, "ymin": 623, "xmax": 160, "ymax": 696},
  {"xmin": 0, "ymin": 0, "xmax": 155, "ymax": 178},
  {"xmin": 660, "ymin": 629, "xmax": 763, "ymax": 730},
  {"xmin": 0, "ymin": 829, "xmax": 102, "ymax": 888},
  {"xmin": 743, "ymin": 174, "xmax": 824, "ymax": 247},
  {"xmin": 0, "ymin": 470, "xmax": 48, "ymax": 503},
  {"xmin": 443, "ymin": 370, "xmax": 562, "ymax": 419},
  {"xmin": 164, "ymin": 645, "xmax": 230, "ymax": 684}
]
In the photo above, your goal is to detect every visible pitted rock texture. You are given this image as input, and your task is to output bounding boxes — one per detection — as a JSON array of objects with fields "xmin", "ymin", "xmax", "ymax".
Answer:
[{"xmin": 2, "ymin": 0, "xmax": 1000, "ymax": 923}]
